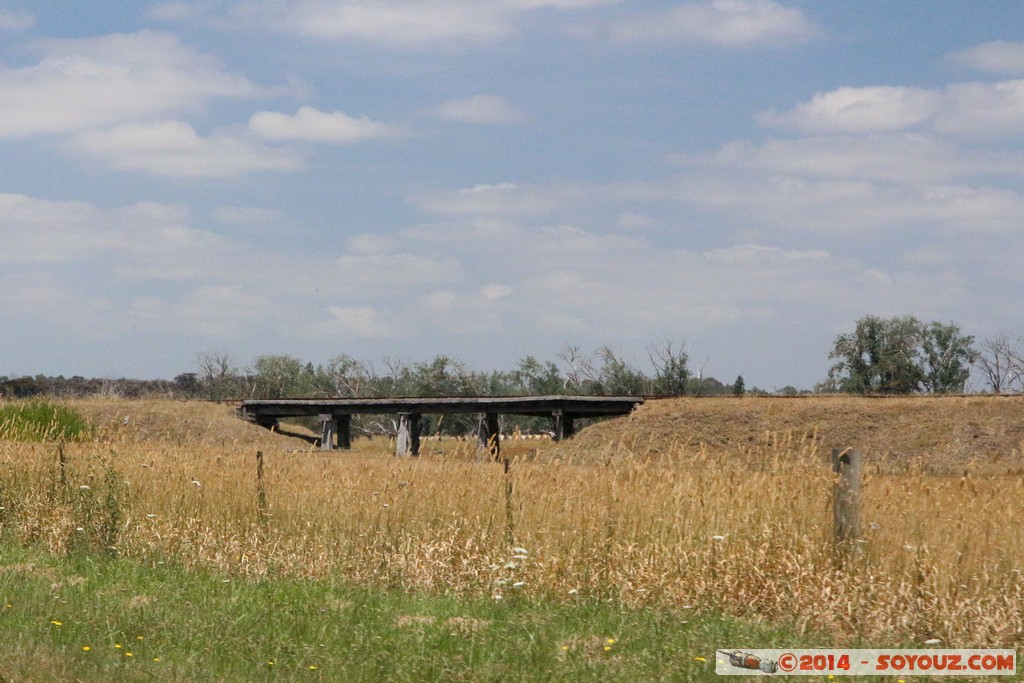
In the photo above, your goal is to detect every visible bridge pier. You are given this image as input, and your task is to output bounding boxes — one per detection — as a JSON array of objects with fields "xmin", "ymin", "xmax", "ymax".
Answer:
[
  {"xmin": 396, "ymin": 412, "xmax": 421, "ymax": 457},
  {"xmin": 552, "ymin": 410, "xmax": 575, "ymax": 441},
  {"xmin": 318, "ymin": 414, "xmax": 352, "ymax": 450},
  {"xmin": 477, "ymin": 412, "xmax": 501, "ymax": 460}
]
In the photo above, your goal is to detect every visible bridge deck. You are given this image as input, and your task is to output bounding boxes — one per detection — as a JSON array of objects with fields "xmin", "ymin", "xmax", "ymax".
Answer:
[{"xmin": 237, "ymin": 395, "xmax": 643, "ymax": 456}]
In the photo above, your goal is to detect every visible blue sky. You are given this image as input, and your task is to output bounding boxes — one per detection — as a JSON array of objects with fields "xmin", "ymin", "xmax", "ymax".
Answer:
[{"xmin": 2, "ymin": 1, "xmax": 1024, "ymax": 390}]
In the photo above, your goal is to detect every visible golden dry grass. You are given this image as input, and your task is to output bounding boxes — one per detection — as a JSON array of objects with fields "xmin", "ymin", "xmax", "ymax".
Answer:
[{"xmin": 0, "ymin": 396, "xmax": 1022, "ymax": 649}]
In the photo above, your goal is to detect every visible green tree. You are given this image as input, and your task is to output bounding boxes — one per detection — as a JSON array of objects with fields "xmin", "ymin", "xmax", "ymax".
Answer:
[
  {"xmin": 648, "ymin": 341, "xmax": 689, "ymax": 396},
  {"xmin": 592, "ymin": 346, "xmax": 648, "ymax": 396},
  {"xmin": 511, "ymin": 356, "xmax": 564, "ymax": 395},
  {"xmin": 249, "ymin": 355, "xmax": 315, "ymax": 399},
  {"xmin": 318, "ymin": 354, "xmax": 377, "ymax": 397},
  {"xmin": 732, "ymin": 375, "xmax": 745, "ymax": 396},
  {"xmin": 918, "ymin": 321, "xmax": 977, "ymax": 393},
  {"xmin": 824, "ymin": 315, "xmax": 976, "ymax": 394}
]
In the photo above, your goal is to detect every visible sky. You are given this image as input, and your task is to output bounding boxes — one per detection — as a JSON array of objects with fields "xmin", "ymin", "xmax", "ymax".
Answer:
[{"xmin": 2, "ymin": 1, "xmax": 1024, "ymax": 391}]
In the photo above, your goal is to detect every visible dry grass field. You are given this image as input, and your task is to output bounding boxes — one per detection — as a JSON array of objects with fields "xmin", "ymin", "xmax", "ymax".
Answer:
[{"xmin": 2, "ymin": 395, "xmax": 1023, "ymax": 652}]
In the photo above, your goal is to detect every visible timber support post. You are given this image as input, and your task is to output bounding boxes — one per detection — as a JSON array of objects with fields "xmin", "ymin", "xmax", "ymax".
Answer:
[
  {"xmin": 335, "ymin": 414, "xmax": 352, "ymax": 450},
  {"xmin": 832, "ymin": 446, "xmax": 863, "ymax": 558},
  {"xmin": 396, "ymin": 413, "xmax": 421, "ymax": 457},
  {"xmin": 477, "ymin": 412, "xmax": 501, "ymax": 460},
  {"xmin": 552, "ymin": 410, "xmax": 574, "ymax": 441},
  {"xmin": 318, "ymin": 414, "xmax": 336, "ymax": 451}
]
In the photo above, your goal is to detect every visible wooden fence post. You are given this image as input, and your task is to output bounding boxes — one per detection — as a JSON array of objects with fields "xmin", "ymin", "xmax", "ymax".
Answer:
[
  {"xmin": 832, "ymin": 447, "xmax": 862, "ymax": 556},
  {"xmin": 503, "ymin": 453, "xmax": 514, "ymax": 546},
  {"xmin": 256, "ymin": 450, "xmax": 268, "ymax": 525}
]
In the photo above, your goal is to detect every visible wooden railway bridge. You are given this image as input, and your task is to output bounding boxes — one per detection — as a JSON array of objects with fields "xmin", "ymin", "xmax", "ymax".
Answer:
[{"xmin": 237, "ymin": 395, "xmax": 643, "ymax": 457}]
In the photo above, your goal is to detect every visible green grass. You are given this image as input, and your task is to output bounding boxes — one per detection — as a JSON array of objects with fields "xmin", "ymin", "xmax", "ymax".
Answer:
[
  {"xmin": 0, "ymin": 401, "xmax": 91, "ymax": 442},
  {"xmin": 0, "ymin": 542, "xmax": 827, "ymax": 683}
]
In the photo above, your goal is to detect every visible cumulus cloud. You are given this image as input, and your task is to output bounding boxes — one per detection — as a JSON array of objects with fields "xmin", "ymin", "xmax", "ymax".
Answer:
[
  {"xmin": 132, "ymin": 286, "xmax": 273, "ymax": 336},
  {"xmin": 68, "ymin": 120, "xmax": 305, "ymax": 178},
  {"xmin": 145, "ymin": 1, "xmax": 217, "ymax": 21},
  {"xmin": 760, "ymin": 80, "xmax": 1024, "ymax": 138},
  {"xmin": 0, "ymin": 31, "xmax": 260, "ymax": 138},
  {"xmin": 229, "ymin": 0, "xmax": 625, "ymax": 46},
  {"xmin": 607, "ymin": 0, "xmax": 818, "ymax": 46},
  {"xmin": 434, "ymin": 95, "xmax": 527, "ymax": 124},
  {"xmin": 213, "ymin": 205, "xmax": 284, "ymax": 224},
  {"xmin": 230, "ymin": 0, "xmax": 514, "ymax": 45},
  {"xmin": 411, "ymin": 182, "xmax": 581, "ymax": 215},
  {"xmin": 758, "ymin": 86, "xmax": 941, "ymax": 134},
  {"xmin": 334, "ymin": 253, "xmax": 463, "ymax": 286},
  {"xmin": 249, "ymin": 106, "xmax": 406, "ymax": 143},
  {"xmin": 950, "ymin": 41, "xmax": 1024, "ymax": 76},
  {"xmin": 687, "ymin": 134, "xmax": 1024, "ymax": 184},
  {"xmin": 308, "ymin": 306, "xmax": 400, "ymax": 338}
]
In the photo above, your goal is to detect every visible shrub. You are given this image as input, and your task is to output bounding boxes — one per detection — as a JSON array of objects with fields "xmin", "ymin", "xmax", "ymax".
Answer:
[{"xmin": 0, "ymin": 401, "xmax": 91, "ymax": 442}]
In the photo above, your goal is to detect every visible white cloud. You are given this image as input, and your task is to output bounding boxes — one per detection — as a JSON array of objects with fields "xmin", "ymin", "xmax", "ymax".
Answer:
[
  {"xmin": 145, "ymin": 1, "xmax": 216, "ymax": 21},
  {"xmin": 607, "ymin": 0, "xmax": 817, "ymax": 47},
  {"xmin": 757, "ymin": 86, "xmax": 941, "ymax": 134},
  {"xmin": 213, "ymin": 205, "xmax": 284, "ymax": 224},
  {"xmin": 434, "ymin": 95, "xmax": 527, "ymax": 124},
  {"xmin": 311, "ymin": 306, "xmax": 399, "ymax": 338},
  {"xmin": 689, "ymin": 134, "xmax": 1023, "ymax": 184},
  {"xmin": 334, "ymin": 253, "xmax": 462, "ymax": 286},
  {"xmin": 68, "ymin": 120, "xmax": 305, "ymax": 178},
  {"xmin": 480, "ymin": 284, "xmax": 514, "ymax": 300},
  {"xmin": 411, "ymin": 182, "xmax": 580, "ymax": 215},
  {"xmin": 951, "ymin": 41, "xmax": 1024, "ymax": 76},
  {"xmin": 249, "ymin": 106, "xmax": 406, "ymax": 143},
  {"xmin": 0, "ymin": 271, "xmax": 115, "ymax": 334},
  {"xmin": 132, "ymin": 286, "xmax": 273, "ymax": 336},
  {"xmin": 760, "ymin": 80, "xmax": 1024, "ymax": 138},
  {"xmin": 231, "ymin": 0, "xmax": 513, "ymax": 45},
  {"xmin": 935, "ymin": 79, "xmax": 1024, "ymax": 137},
  {"xmin": 0, "ymin": 8, "xmax": 34, "ymax": 30},
  {"xmin": 0, "ymin": 31, "xmax": 260, "ymax": 138},
  {"xmin": 230, "ymin": 0, "xmax": 624, "ymax": 46},
  {"xmin": 653, "ymin": 170, "xmax": 1024, "ymax": 235}
]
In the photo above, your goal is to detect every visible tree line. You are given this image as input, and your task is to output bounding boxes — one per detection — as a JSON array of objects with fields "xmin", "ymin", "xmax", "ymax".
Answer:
[{"xmin": 2, "ymin": 315, "xmax": 1021, "ymax": 402}]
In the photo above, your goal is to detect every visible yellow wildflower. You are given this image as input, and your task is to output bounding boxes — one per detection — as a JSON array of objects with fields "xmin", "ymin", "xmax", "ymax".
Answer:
[{"xmin": 82, "ymin": 646, "xmax": 91, "ymax": 652}]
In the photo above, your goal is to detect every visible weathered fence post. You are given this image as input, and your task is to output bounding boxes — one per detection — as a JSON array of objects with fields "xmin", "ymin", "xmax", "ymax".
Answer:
[
  {"xmin": 57, "ymin": 439, "xmax": 67, "ymax": 489},
  {"xmin": 832, "ymin": 447, "xmax": 862, "ymax": 557},
  {"xmin": 503, "ymin": 453, "xmax": 515, "ymax": 546},
  {"xmin": 256, "ymin": 450, "xmax": 268, "ymax": 524}
]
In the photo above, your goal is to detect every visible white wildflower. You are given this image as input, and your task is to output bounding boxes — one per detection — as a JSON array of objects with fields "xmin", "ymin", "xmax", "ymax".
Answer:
[
  {"xmin": 511, "ymin": 547, "xmax": 528, "ymax": 555},
  {"xmin": 568, "ymin": 588, "xmax": 579, "ymax": 595},
  {"xmin": 512, "ymin": 582, "xmax": 526, "ymax": 588},
  {"xmin": 924, "ymin": 638, "xmax": 941, "ymax": 645},
  {"xmin": 79, "ymin": 485, "xmax": 91, "ymax": 491},
  {"xmin": 711, "ymin": 535, "xmax": 726, "ymax": 541}
]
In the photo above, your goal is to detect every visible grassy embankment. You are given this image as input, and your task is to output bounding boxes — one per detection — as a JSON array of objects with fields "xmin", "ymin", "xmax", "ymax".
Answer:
[{"xmin": 0, "ymin": 396, "xmax": 1021, "ymax": 681}]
